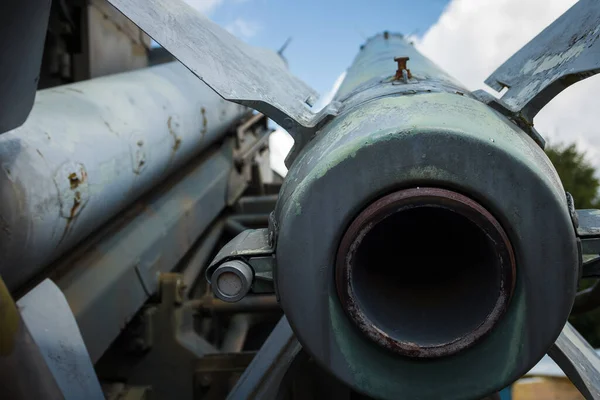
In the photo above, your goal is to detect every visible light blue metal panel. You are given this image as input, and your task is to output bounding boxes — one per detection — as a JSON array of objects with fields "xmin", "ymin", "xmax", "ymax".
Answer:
[{"xmin": 18, "ymin": 279, "xmax": 104, "ymax": 400}]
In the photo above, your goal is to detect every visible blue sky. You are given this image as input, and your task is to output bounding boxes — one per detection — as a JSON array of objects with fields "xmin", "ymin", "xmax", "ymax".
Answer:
[
  {"xmin": 207, "ymin": 0, "xmax": 450, "ymax": 97},
  {"xmin": 185, "ymin": 0, "xmax": 599, "ymax": 175}
]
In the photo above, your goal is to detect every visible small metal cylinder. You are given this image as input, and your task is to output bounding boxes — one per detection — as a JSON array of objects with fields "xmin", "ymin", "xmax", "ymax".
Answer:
[{"xmin": 211, "ymin": 260, "xmax": 254, "ymax": 302}]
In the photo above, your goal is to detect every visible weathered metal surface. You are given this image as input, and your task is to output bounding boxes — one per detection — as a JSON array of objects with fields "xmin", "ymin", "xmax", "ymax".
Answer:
[
  {"xmin": 0, "ymin": 1, "xmax": 51, "ymax": 133},
  {"xmin": 53, "ymin": 142, "xmax": 234, "ymax": 362},
  {"xmin": 485, "ymin": 0, "xmax": 600, "ymax": 121},
  {"xmin": 105, "ymin": 0, "xmax": 336, "ymax": 165},
  {"xmin": 96, "ymin": 273, "xmax": 218, "ymax": 400},
  {"xmin": 227, "ymin": 316, "xmax": 301, "ymax": 399},
  {"xmin": 206, "ymin": 228, "xmax": 273, "ymax": 282},
  {"xmin": 273, "ymin": 33, "xmax": 578, "ymax": 399},
  {"xmin": 0, "ymin": 61, "xmax": 247, "ymax": 291},
  {"xmin": 0, "ymin": 276, "xmax": 63, "ymax": 399},
  {"xmin": 181, "ymin": 219, "xmax": 226, "ymax": 298},
  {"xmin": 88, "ymin": 0, "xmax": 152, "ymax": 79},
  {"xmin": 334, "ymin": 32, "xmax": 465, "ymax": 104},
  {"xmin": 17, "ymin": 279, "xmax": 104, "ymax": 399},
  {"xmin": 335, "ymin": 187, "xmax": 515, "ymax": 358},
  {"xmin": 548, "ymin": 322, "xmax": 600, "ymax": 399},
  {"xmin": 234, "ymin": 195, "xmax": 279, "ymax": 214},
  {"xmin": 577, "ymin": 209, "xmax": 600, "ymax": 237}
]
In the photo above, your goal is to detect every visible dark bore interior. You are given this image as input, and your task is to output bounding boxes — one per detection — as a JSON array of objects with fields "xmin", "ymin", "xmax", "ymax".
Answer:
[{"xmin": 351, "ymin": 205, "xmax": 502, "ymax": 347}]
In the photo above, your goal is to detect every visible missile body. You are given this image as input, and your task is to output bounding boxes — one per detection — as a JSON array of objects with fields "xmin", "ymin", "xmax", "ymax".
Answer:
[{"xmin": 273, "ymin": 33, "xmax": 578, "ymax": 399}]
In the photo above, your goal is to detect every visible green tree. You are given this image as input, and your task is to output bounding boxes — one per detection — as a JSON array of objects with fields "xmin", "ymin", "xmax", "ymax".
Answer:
[
  {"xmin": 546, "ymin": 143, "xmax": 600, "ymax": 346},
  {"xmin": 546, "ymin": 143, "xmax": 600, "ymax": 208}
]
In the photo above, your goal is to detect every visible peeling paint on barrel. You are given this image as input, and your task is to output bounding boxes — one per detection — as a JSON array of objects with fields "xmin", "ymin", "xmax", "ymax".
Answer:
[{"xmin": 168, "ymin": 115, "xmax": 182, "ymax": 152}]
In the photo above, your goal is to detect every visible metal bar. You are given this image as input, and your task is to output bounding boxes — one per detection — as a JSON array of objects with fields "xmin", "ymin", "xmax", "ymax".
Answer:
[
  {"xmin": 0, "ymin": 61, "xmax": 248, "ymax": 291},
  {"xmin": 228, "ymin": 214, "xmax": 271, "ymax": 226},
  {"xmin": 225, "ymin": 219, "xmax": 249, "ymax": 236},
  {"xmin": 54, "ymin": 142, "xmax": 235, "ymax": 362},
  {"xmin": 182, "ymin": 219, "xmax": 226, "ymax": 298},
  {"xmin": 193, "ymin": 295, "xmax": 279, "ymax": 314},
  {"xmin": 548, "ymin": 322, "xmax": 600, "ymax": 399},
  {"xmin": 573, "ymin": 282, "xmax": 600, "ymax": 314},
  {"xmin": 221, "ymin": 314, "xmax": 252, "ymax": 353},
  {"xmin": 0, "ymin": 276, "xmax": 63, "ymax": 399},
  {"xmin": 234, "ymin": 195, "xmax": 279, "ymax": 214},
  {"xmin": 227, "ymin": 316, "xmax": 301, "ymax": 399}
]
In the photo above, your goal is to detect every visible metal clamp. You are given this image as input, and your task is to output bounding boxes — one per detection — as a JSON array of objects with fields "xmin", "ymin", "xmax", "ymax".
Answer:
[{"xmin": 206, "ymin": 228, "xmax": 275, "ymax": 303}]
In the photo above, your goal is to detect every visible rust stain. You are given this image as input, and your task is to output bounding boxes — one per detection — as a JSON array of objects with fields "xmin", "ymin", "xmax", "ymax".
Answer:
[
  {"xmin": 201, "ymin": 107, "xmax": 208, "ymax": 138},
  {"xmin": 68, "ymin": 173, "xmax": 81, "ymax": 189},
  {"xmin": 393, "ymin": 56, "xmax": 412, "ymax": 81},
  {"xmin": 58, "ymin": 166, "xmax": 88, "ymax": 245},
  {"xmin": 167, "ymin": 116, "xmax": 182, "ymax": 152},
  {"xmin": 57, "ymin": 193, "xmax": 85, "ymax": 246}
]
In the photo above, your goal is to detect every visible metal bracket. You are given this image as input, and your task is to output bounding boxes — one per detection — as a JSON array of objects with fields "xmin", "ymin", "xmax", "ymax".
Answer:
[
  {"xmin": 484, "ymin": 0, "xmax": 600, "ymax": 124},
  {"xmin": 105, "ymin": 0, "xmax": 338, "ymax": 167},
  {"xmin": 548, "ymin": 322, "xmax": 600, "ymax": 399},
  {"xmin": 206, "ymin": 229, "xmax": 275, "ymax": 292},
  {"xmin": 234, "ymin": 113, "xmax": 272, "ymax": 169},
  {"xmin": 472, "ymin": 90, "xmax": 546, "ymax": 148},
  {"xmin": 227, "ymin": 316, "xmax": 302, "ymax": 399}
]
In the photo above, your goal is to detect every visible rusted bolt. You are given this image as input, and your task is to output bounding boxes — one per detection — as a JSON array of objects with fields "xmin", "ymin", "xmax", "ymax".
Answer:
[
  {"xmin": 394, "ymin": 56, "xmax": 412, "ymax": 82},
  {"xmin": 335, "ymin": 187, "xmax": 515, "ymax": 358}
]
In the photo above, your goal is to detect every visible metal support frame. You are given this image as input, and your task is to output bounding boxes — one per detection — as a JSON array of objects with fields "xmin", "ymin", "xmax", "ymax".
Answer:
[
  {"xmin": 53, "ymin": 141, "xmax": 235, "ymax": 362},
  {"xmin": 227, "ymin": 317, "xmax": 301, "ymax": 399}
]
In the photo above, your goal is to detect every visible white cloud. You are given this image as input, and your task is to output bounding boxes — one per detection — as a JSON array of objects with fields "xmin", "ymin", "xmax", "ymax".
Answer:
[
  {"xmin": 183, "ymin": 0, "xmax": 224, "ymax": 14},
  {"xmin": 270, "ymin": 71, "xmax": 347, "ymax": 176},
  {"xmin": 269, "ymin": 127, "xmax": 294, "ymax": 178},
  {"xmin": 312, "ymin": 71, "xmax": 347, "ymax": 111},
  {"xmin": 226, "ymin": 18, "xmax": 261, "ymax": 39},
  {"xmin": 414, "ymin": 0, "xmax": 600, "ymax": 167}
]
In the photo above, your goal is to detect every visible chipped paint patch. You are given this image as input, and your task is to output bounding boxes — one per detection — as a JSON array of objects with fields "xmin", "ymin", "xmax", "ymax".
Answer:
[
  {"xmin": 167, "ymin": 115, "xmax": 182, "ymax": 152},
  {"xmin": 521, "ymin": 44, "xmax": 586, "ymax": 76}
]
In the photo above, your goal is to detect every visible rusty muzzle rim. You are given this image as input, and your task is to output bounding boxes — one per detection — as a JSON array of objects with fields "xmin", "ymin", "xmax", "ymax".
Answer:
[{"xmin": 335, "ymin": 187, "xmax": 516, "ymax": 358}]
